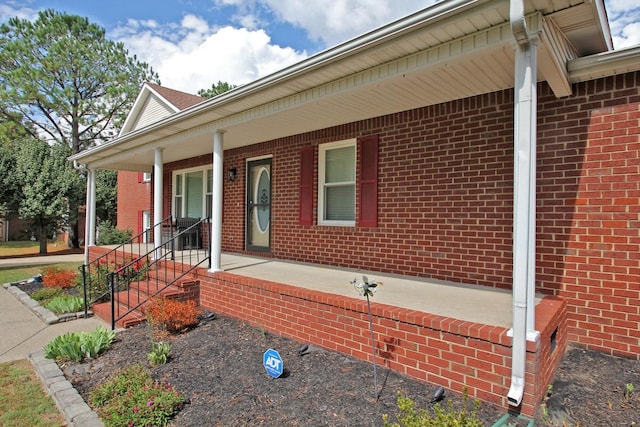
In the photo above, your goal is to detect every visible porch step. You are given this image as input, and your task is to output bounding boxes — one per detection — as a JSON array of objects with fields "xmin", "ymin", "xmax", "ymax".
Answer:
[
  {"xmin": 92, "ymin": 279, "xmax": 189, "ymax": 329},
  {"xmin": 93, "ymin": 301, "xmax": 146, "ymax": 328}
]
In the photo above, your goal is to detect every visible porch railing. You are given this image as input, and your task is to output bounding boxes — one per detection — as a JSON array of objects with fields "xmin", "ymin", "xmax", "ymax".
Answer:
[
  {"xmin": 80, "ymin": 216, "xmax": 209, "ymax": 321},
  {"xmin": 106, "ymin": 217, "xmax": 210, "ymax": 329}
]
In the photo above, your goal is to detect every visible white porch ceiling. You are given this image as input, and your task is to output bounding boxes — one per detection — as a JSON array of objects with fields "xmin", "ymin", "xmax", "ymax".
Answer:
[{"xmin": 70, "ymin": 0, "xmax": 613, "ymax": 172}]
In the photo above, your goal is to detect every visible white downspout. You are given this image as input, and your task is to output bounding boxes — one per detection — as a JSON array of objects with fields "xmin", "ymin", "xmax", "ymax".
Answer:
[
  {"xmin": 508, "ymin": 0, "xmax": 539, "ymax": 408},
  {"xmin": 153, "ymin": 148, "xmax": 164, "ymax": 258},
  {"xmin": 87, "ymin": 167, "xmax": 97, "ymax": 247},
  {"xmin": 74, "ymin": 160, "xmax": 95, "ymax": 265},
  {"xmin": 209, "ymin": 129, "xmax": 225, "ymax": 272}
]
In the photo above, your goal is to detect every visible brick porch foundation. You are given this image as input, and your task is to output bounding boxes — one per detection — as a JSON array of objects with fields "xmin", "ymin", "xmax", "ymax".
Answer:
[
  {"xmin": 196, "ymin": 269, "xmax": 567, "ymax": 418},
  {"xmin": 86, "ymin": 246, "xmax": 567, "ymax": 417}
]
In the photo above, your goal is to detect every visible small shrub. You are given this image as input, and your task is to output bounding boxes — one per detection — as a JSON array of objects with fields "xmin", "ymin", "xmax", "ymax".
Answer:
[
  {"xmin": 31, "ymin": 287, "xmax": 63, "ymax": 302},
  {"xmin": 89, "ymin": 364, "xmax": 184, "ymax": 427},
  {"xmin": 44, "ymin": 295, "xmax": 84, "ymax": 314},
  {"xmin": 41, "ymin": 266, "xmax": 78, "ymax": 289},
  {"xmin": 147, "ymin": 341, "xmax": 171, "ymax": 365},
  {"xmin": 44, "ymin": 326, "xmax": 115, "ymax": 362},
  {"xmin": 383, "ymin": 389, "xmax": 483, "ymax": 427},
  {"xmin": 96, "ymin": 221, "xmax": 132, "ymax": 245},
  {"xmin": 144, "ymin": 297, "xmax": 201, "ymax": 336}
]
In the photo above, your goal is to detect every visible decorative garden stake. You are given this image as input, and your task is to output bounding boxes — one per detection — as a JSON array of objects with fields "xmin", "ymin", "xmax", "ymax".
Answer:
[{"xmin": 352, "ymin": 275, "xmax": 382, "ymax": 401}]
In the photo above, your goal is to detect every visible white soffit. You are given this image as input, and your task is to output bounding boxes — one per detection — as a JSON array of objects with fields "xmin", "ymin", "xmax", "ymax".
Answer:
[{"xmin": 72, "ymin": 0, "xmax": 613, "ymax": 170}]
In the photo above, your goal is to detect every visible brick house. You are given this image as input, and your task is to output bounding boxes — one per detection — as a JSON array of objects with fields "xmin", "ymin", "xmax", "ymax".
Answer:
[{"xmin": 71, "ymin": 0, "xmax": 639, "ymax": 418}]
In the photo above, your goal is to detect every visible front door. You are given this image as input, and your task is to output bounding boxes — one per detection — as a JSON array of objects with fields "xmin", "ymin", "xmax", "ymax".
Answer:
[{"xmin": 246, "ymin": 158, "xmax": 271, "ymax": 252}]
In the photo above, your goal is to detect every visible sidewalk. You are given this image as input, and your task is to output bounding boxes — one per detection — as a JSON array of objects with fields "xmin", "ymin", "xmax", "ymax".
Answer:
[
  {"xmin": 0, "ymin": 252, "xmax": 84, "ymax": 268},
  {"xmin": 1, "ymin": 254, "xmax": 107, "ymax": 425},
  {"xmin": 0, "ymin": 253, "xmax": 106, "ymax": 363}
]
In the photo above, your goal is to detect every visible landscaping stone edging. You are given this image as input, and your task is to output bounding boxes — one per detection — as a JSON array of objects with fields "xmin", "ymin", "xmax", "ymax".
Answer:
[
  {"xmin": 28, "ymin": 350, "xmax": 104, "ymax": 427},
  {"xmin": 2, "ymin": 281, "xmax": 93, "ymax": 324},
  {"xmin": 2, "ymin": 281, "xmax": 104, "ymax": 426}
]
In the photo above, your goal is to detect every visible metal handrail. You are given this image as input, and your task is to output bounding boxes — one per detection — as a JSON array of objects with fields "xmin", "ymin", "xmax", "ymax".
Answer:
[
  {"xmin": 108, "ymin": 218, "xmax": 210, "ymax": 329},
  {"xmin": 80, "ymin": 215, "xmax": 173, "ymax": 316}
]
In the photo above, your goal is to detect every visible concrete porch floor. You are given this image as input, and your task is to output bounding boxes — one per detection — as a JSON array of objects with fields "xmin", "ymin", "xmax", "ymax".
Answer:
[
  {"xmin": 100, "ymin": 244, "xmax": 535, "ymax": 329},
  {"xmin": 217, "ymin": 253, "xmax": 534, "ymax": 329}
]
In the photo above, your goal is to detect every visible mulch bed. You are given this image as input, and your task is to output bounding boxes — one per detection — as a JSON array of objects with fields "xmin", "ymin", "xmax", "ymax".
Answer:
[{"xmin": 15, "ymin": 280, "xmax": 640, "ymax": 426}]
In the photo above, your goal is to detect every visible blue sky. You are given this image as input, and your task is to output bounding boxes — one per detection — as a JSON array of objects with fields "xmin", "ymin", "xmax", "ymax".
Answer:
[{"xmin": 1, "ymin": 0, "xmax": 639, "ymax": 94}]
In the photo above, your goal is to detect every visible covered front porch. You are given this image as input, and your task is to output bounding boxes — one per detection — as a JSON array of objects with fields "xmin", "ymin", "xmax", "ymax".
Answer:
[{"xmin": 87, "ymin": 245, "xmax": 566, "ymax": 418}]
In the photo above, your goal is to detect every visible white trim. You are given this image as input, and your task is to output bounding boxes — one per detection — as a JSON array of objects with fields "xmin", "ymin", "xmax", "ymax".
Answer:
[
  {"xmin": 318, "ymin": 139, "xmax": 356, "ymax": 227},
  {"xmin": 246, "ymin": 154, "xmax": 273, "ymax": 162}
]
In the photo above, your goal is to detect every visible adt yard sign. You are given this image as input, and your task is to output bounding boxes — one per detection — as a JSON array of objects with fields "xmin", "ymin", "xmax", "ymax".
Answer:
[{"xmin": 263, "ymin": 348, "xmax": 283, "ymax": 378}]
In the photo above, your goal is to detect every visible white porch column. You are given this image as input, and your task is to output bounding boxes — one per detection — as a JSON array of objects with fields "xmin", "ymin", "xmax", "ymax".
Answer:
[
  {"xmin": 83, "ymin": 167, "xmax": 97, "ymax": 264},
  {"xmin": 210, "ymin": 129, "xmax": 225, "ymax": 272},
  {"xmin": 153, "ymin": 148, "xmax": 164, "ymax": 256}
]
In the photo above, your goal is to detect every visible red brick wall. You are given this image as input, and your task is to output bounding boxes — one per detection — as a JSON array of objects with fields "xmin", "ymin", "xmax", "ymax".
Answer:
[
  {"xmin": 536, "ymin": 73, "xmax": 640, "ymax": 359},
  {"xmin": 196, "ymin": 269, "xmax": 566, "ymax": 417},
  {"xmin": 155, "ymin": 72, "xmax": 638, "ymax": 360},
  {"xmin": 117, "ymin": 171, "xmax": 152, "ymax": 234}
]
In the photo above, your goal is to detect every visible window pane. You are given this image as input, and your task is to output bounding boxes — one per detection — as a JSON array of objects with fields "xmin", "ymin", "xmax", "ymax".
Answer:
[
  {"xmin": 176, "ymin": 174, "xmax": 182, "ymax": 196},
  {"xmin": 174, "ymin": 196, "xmax": 182, "ymax": 218},
  {"xmin": 326, "ymin": 146, "xmax": 355, "ymax": 183},
  {"xmin": 206, "ymin": 195, "xmax": 212, "ymax": 219},
  {"xmin": 326, "ymin": 185, "xmax": 355, "ymax": 220},
  {"xmin": 207, "ymin": 169, "xmax": 212, "ymax": 193},
  {"xmin": 186, "ymin": 171, "xmax": 203, "ymax": 218}
]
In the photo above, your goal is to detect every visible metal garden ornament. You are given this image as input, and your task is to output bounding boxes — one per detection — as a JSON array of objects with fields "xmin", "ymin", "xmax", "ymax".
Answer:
[{"xmin": 351, "ymin": 275, "xmax": 382, "ymax": 401}]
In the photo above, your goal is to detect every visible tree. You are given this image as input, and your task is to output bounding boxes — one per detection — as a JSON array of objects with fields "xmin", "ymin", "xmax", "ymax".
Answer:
[
  {"xmin": 198, "ymin": 80, "xmax": 237, "ymax": 98},
  {"xmin": 14, "ymin": 138, "xmax": 80, "ymax": 254},
  {"xmin": 95, "ymin": 169, "xmax": 118, "ymax": 225},
  {"xmin": 0, "ymin": 10, "xmax": 159, "ymax": 247}
]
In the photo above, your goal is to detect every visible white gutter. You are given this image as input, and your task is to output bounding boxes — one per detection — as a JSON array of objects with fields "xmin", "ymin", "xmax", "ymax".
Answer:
[{"xmin": 508, "ymin": 0, "xmax": 539, "ymax": 408}]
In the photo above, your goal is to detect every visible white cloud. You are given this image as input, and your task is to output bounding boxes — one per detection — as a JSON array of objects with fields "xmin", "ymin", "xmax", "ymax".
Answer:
[
  {"xmin": 604, "ymin": 0, "xmax": 640, "ymax": 48},
  {"xmin": 612, "ymin": 22, "xmax": 640, "ymax": 48},
  {"xmin": 113, "ymin": 17, "xmax": 307, "ymax": 93},
  {"xmin": 0, "ymin": 3, "xmax": 37, "ymax": 22},
  {"xmin": 220, "ymin": 0, "xmax": 432, "ymax": 47}
]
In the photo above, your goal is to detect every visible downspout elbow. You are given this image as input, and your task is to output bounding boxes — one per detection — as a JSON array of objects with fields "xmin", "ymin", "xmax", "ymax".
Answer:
[
  {"xmin": 73, "ymin": 160, "xmax": 86, "ymax": 171},
  {"xmin": 507, "ymin": 376, "xmax": 525, "ymax": 406},
  {"xmin": 510, "ymin": 0, "xmax": 529, "ymax": 46}
]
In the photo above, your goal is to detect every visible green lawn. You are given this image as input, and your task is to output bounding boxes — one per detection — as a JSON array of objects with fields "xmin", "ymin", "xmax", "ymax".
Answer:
[
  {"xmin": 0, "ymin": 241, "xmax": 81, "ymax": 284},
  {"xmin": 0, "ymin": 241, "xmax": 72, "ymax": 257},
  {"xmin": 0, "ymin": 360, "xmax": 66, "ymax": 426},
  {"xmin": 0, "ymin": 242, "xmax": 80, "ymax": 425}
]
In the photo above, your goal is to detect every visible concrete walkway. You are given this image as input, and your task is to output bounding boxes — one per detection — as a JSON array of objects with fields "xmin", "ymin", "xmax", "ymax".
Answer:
[{"xmin": 1, "ymin": 254, "xmax": 106, "ymax": 426}]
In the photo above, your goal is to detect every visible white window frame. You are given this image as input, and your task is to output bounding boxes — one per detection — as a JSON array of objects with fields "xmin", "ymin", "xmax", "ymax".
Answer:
[
  {"xmin": 172, "ymin": 166, "xmax": 213, "ymax": 219},
  {"xmin": 318, "ymin": 138, "xmax": 356, "ymax": 227},
  {"xmin": 142, "ymin": 210, "xmax": 151, "ymax": 243},
  {"xmin": 142, "ymin": 172, "xmax": 151, "ymax": 182}
]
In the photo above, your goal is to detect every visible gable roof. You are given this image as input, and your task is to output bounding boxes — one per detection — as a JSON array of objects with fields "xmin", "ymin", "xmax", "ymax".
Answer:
[
  {"xmin": 119, "ymin": 82, "xmax": 205, "ymax": 136},
  {"xmin": 146, "ymin": 83, "xmax": 205, "ymax": 110},
  {"xmin": 71, "ymin": 0, "xmax": 633, "ymax": 173}
]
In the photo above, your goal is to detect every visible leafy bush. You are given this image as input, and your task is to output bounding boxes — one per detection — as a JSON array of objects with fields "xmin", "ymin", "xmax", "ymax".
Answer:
[
  {"xmin": 44, "ymin": 326, "xmax": 115, "ymax": 362},
  {"xmin": 147, "ymin": 341, "xmax": 171, "ymax": 366},
  {"xmin": 96, "ymin": 221, "xmax": 132, "ymax": 245},
  {"xmin": 31, "ymin": 287, "xmax": 63, "ymax": 302},
  {"xmin": 89, "ymin": 364, "xmax": 184, "ymax": 427},
  {"xmin": 44, "ymin": 296, "xmax": 84, "ymax": 314},
  {"xmin": 84, "ymin": 256, "xmax": 145, "ymax": 303},
  {"xmin": 144, "ymin": 297, "xmax": 201, "ymax": 336},
  {"xmin": 383, "ymin": 389, "xmax": 483, "ymax": 427},
  {"xmin": 41, "ymin": 266, "xmax": 77, "ymax": 289}
]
